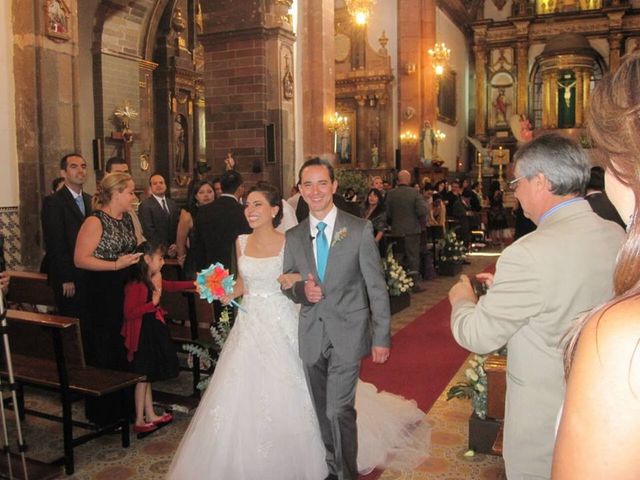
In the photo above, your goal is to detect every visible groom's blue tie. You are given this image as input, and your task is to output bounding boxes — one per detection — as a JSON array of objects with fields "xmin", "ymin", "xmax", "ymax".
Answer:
[{"xmin": 316, "ymin": 222, "xmax": 329, "ymax": 282}]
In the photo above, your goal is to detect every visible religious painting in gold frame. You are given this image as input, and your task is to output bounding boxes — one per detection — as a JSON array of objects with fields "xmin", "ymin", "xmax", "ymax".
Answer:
[
  {"xmin": 437, "ymin": 70, "xmax": 457, "ymax": 126},
  {"xmin": 334, "ymin": 110, "xmax": 357, "ymax": 166},
  {"xmin": 45, "ymin": 0, "xmax": 71, "ymax": 41}
]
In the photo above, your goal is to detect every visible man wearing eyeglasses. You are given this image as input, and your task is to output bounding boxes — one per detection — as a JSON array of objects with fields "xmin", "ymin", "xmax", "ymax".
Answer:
[{"xmin": 448, "ymin": 134, "xmax": 624, "ymax": 480}]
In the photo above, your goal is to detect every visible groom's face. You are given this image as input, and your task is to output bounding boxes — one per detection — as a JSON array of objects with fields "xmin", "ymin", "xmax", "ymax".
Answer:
[{"xmin": 300, "ymin": 165, "xmax": 338, "ymax": 219}]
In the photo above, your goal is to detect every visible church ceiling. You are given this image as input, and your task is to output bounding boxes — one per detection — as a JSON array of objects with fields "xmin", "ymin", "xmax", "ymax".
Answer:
[{"xmin": 437, "ymin": 0, "xmax": 484, "ymax": 31}]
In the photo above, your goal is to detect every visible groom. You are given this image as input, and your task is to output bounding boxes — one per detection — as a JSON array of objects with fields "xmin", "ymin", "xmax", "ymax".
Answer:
[{"xmin": 283, "ymin": 157, "xmax": 391, "ymax": 480}]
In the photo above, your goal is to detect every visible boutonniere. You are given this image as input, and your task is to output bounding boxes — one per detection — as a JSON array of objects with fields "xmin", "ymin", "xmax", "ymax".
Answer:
[{"xmin": 331, "ymin": 227, "xmax": 348, "ymax": 247}]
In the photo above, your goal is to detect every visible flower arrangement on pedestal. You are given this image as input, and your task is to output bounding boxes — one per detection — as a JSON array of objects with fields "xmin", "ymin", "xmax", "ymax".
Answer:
[
  {"xmin": 439, "ymin": 231, "xmax": 466, "ymax": 265},
  {"xmin": 183, "ymin": 308, "xmax": 233, "ymax": 391},
  {"xmin": 447, "ymin": 354, "xmax": 488, "ymax": 419},
  {"xmin": 382, "ymin": 245, "xmax": 414, "ymax": 296}
]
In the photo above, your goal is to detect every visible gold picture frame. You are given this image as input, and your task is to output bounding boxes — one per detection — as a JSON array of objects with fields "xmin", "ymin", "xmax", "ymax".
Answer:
[
  {"xmin": 334, "ymin": 110, "xmax": 357, "ymax": 166},
  {"xmin": 437, "ymin": 70, "xmax": 457, "ymax": 126},
  {"xmin": 45, "ymin": 0, "xmax": 71, "ymax": 41}
]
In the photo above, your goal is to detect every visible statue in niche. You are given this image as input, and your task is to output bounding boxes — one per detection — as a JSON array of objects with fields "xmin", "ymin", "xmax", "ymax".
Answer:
[
  {"xmin": 283, "ymin": 55, "xmax": 294, "ymax": 100},
  {"xmin": 225, "ymin": 152, "xmax": 235, "ymax": 170},
  {"xmin": 371, "ymin": 144, "xmax": 379, "ymax": 167},
  {"xmin": 494, "ymin": 88, "xmax": 509, "ymax": 126},
  {"xmin": 336, "ymin": 132, "xmax": 351, "ymax": 164},
  {"xmin": 174, "ymin": 115, "xmax": 187, "ymax": 172}
]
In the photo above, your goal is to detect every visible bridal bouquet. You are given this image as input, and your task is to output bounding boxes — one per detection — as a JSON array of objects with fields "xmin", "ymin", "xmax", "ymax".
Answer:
[{"xmin": 195, "ymin": 262, "xmax": 244, "ymax": 311}]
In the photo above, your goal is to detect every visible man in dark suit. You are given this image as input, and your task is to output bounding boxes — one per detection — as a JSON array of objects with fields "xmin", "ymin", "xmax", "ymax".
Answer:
[
  {"xmin": 194, "ymin": 169, "xmax": 251, "ymax": 271},
  {"xmin": 385, "ymin": 170, "xmax": 428, "ymax": 291},
  {"xmin": 42, "ymin": 153, "xmax": 92, "ymax": 317},
  {"xmin": 138, "ymin": 173, "xmax": 180, "ymax": 256},
  {"xmin": 585, "ymin": 166, "xmax": 625, "ymax": 229}
]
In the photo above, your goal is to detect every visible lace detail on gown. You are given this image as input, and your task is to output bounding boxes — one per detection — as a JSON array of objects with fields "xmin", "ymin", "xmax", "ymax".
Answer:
[{"xmin": 167, "ymin": 235, "xmax": 429, "ymax": 479}]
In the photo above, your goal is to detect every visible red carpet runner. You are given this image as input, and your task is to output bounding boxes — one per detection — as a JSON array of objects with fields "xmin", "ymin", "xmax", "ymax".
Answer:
[
  {"xmin": 359, "ymin": 297, "xmax": 469, "ymax": 413},
  {"xmin": 359, "ymin": 263, "xmax": 496, "ymax": 478}
]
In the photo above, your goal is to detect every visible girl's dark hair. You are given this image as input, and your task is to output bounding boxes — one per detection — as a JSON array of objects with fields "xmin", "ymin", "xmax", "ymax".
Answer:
[
  {"xmin": 188, "ymin": 179, "xmax": 216, "ymax": 215},
  {"xmin": 365, "ymin": 188, "xmax": 385, "ymax": 218},
  {"xmin": 248, "ymin": 181, "xmax": 283, "ymax": 228},
  {"xmin": 129, "ymin": 241, "xmax": 166, "ymax": 292}
]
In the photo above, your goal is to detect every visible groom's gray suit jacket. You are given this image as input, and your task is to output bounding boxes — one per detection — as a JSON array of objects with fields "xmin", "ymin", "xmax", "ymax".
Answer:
[{"xmin": 283, "ymin": 209, "xmax": 391, "ymax": 364}]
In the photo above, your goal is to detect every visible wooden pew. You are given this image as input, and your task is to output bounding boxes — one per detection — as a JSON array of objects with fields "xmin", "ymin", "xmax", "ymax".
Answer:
[
  {"xmin": 485, "ymin": 354, "xmax": 507, "ymax": 455},
  {"xmin": 161, "ymin": 260, "xmax": 215, "ymax": 397},
  {"xmin": 1, "ymin": 309, "xmax": 144, "ymax": 475}
]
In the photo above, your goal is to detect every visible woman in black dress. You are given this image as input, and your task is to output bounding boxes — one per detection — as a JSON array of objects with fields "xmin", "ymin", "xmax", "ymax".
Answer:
[
  {"xmin": 74, "ymin": 172, "xmax": 142, "ymax": 426},
  {"xmin": 362, "ymin": 188, "xmax": 388, "ymax": 256},
  {"xmin": 175, "ymin": 179, "xmax": 216, "ymax": 279}
]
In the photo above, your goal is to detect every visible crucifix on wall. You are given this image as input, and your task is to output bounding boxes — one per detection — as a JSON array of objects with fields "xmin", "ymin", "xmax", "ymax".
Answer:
[{"xmin": 111, "ymin": 101, "xmax": 138, "ymax": 166}]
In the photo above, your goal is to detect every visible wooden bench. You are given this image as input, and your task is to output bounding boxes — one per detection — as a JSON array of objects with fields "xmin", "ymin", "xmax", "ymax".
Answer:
[
  {"xmin": 1, "ymin": 308, "xmax": 144, "ymax": 475},
  {"xmin": 7, "ymin": 269, "xmax": 213, "ymax": 397}
]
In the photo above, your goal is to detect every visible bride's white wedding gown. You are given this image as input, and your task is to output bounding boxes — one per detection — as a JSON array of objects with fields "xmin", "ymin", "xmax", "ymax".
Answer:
[{"xmin": 167, "ymin": 236, "xmax": 429, "ymax": 479}]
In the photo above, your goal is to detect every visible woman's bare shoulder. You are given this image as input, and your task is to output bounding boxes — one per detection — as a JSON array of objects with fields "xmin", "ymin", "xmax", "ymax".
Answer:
[{"xmin": 578, "ymin": 296, "xmax": 640, "ymax": 369}]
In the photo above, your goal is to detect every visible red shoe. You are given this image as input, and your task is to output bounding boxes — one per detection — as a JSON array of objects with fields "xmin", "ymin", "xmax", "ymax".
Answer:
[
  {"xmin": 133, "ymin": 422, "xmax": 158, "ymax": 434},
  {"xmin": 151, "ymin": 413, "xmax": 173, "ymax": 426}
]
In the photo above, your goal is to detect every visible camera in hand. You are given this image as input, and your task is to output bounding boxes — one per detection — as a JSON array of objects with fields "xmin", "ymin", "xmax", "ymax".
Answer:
[{"xmin": 470, "ymin": 278, "xmax": 488, "ymax": 297}]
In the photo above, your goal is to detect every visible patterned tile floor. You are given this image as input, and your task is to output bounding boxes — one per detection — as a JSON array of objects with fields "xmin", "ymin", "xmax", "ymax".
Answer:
[{"xmin": 4, "ymin": 249, "xmax": 506, "ymax": 479}]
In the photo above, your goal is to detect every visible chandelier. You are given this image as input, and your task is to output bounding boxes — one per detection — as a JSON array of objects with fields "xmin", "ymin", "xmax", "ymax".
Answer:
[
  {"xmin": 427, "ymin": 42, "xmax": 451, "ymax": 76},
  {"xmin": 327, "ymin": 112, "xmax": 349, "ymax": 135},
  {"xmin": 344, "ymin": 0, "xmax": 375, "ymax": 26}
]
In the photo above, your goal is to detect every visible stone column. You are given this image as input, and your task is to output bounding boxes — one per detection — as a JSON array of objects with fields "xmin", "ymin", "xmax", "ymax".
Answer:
[
  {"xmin": 609, "ymin": 33, "xmax": 622, "ymax": 72},
  {"xmin": 582, "ymin": 69, "xmax": 591, "ymax": 119},
  {"xmin": 378, "ymin": 94, "xmax": 389, "ymax": 168},
  {"xmin": 298, "ymin": 0, "xmax": 334, "ymax": 158},
  {"xmin": 516, "ymin": 40, "xmax": 529, "ymax": 116},
  {"xmin": 355, "ymin": 95, "xmax": 367, "ymax": 168},
  {"xmin": 13, "ymin": 0, "xmax": 81, "ymax": 268},
  {"xmin": 397, "ymin": 0, "xmax": 435, "ymax": 169},
  {"xmin": 542, "ymin": 71, "xmax": 551, "ymax": 128},
  {"xmin": 474, "ymin": 44, "xmax": 487, "ymax": 138},
  {"xmin": 550, "ymin": 70, "xmax": 559, "ymax": 129},
  {"xmin": 574, "ymin": 67, "xmax": 584, "ymax": 127}
]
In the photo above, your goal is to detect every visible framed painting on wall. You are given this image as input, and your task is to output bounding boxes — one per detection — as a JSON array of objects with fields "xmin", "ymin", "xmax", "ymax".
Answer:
[
  {"xmin": 334, "ymin": 110, "xmax": 357, "ymax": 166},
  {"xmin": 437, "ymin": 70, "xmax": 457, "ymax": 126},
  {"xmin": 45, "ymin": 0, "xmax": 71, "ymax": 41}
]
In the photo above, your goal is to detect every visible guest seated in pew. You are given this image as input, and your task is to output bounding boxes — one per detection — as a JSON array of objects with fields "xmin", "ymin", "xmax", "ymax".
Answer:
[
  {"xmin": 448, "ymin": 134, "xmax": 624, "ymax": 479},
  {"xmin": 553, "ymin": 50, "xmax": 640, "ymax": 480},
  {"xmin": 74, "ymin": 172, "xmax": 143, "ymax": 427},
  {"xmin": 122, "ymin": 241, "xmax": 193, "ymax": 434}
]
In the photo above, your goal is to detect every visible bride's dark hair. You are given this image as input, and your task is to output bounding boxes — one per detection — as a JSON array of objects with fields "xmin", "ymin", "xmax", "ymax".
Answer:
[
  {"xmin": 248, "ymin": 181, "xmax": 283, "ymax": 228},
  {"xmin": 565, "ymin": 49, "xmax": 640, "ymax": 376}
]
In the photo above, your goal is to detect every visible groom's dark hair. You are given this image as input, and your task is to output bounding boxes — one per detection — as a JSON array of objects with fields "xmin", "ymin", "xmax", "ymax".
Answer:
[{"xmin": 298, "ymin": 157, "xmax": 335, "ymax": 185}]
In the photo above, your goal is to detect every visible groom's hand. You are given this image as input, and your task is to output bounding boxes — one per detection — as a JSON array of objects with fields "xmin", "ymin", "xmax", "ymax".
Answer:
[
  {"xmin": 371, "ymin": 346, "xmax": 390, "ymax": 364},
  {"xmin": 304, "ymin": 273, "xmax": 323, "ymax": 303}
]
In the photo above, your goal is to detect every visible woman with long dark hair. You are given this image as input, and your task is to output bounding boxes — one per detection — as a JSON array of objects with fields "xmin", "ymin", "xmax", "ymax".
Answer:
[
  {"xmin": 175, "ymin": 179, "xmax": 215, "ymax": 279},
  {"xmin": 552, "ymin": 50, "xmax": 640, "ymax": 479}
]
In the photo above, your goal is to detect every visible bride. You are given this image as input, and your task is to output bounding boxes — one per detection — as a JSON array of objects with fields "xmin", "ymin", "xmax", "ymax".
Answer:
[{"xmin": 167, "ymin": 182, "xmax": 429, "ymax": 479}]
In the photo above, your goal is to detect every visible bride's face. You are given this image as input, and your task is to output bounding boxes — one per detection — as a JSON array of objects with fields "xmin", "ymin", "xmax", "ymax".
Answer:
[{"xmin": 245, "ymin": 191, "xmax": 277, "ymax": 229}]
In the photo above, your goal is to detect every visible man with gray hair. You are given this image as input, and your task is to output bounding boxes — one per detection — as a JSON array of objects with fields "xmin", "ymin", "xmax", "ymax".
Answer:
[{"xmin": 448, "ymin": 134, "xmax": 624, "ymax": 479}]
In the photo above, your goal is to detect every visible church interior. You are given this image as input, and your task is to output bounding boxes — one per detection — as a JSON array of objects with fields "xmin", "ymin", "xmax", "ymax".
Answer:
[{"xmin": 0, "ymin": 0, "xmax": 638, "ymax": 478}]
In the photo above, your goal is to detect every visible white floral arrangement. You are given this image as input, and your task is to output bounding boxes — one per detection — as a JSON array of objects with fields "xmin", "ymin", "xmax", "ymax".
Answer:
[
  {"xmin": 439, "ymin": 230, "xmax": 466, "ymax": 264},
  {"xmin": 382, "ymin": 245, "xmax": 414, "ymax": 296},
  {"xmin": 183, "ymin": 308, "xmax": 233, "ymax": 391},
  {"xmin": 447, "ymin": 354, "xmax": 488, "ymax": 419}
]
